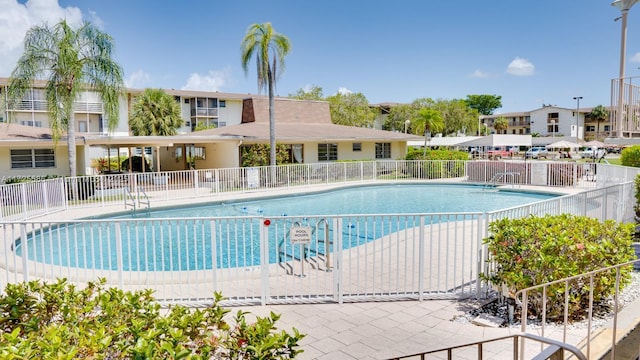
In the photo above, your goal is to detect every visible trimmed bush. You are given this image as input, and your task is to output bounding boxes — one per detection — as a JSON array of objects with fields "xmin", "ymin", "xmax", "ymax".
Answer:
[
  {"xmin": 0, "ymin": 279, "xmax": 305, "ymax": 359},
  {"xmin": 621, "ymin": 145, "xmax": 640, "ymax": 168},
  {"xmin": 482, "ymin": 214, "xmax": 635, "ymax": 322}
]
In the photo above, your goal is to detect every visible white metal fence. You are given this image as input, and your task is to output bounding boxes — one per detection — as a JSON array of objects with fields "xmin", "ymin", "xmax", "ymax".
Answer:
[
  {"xmin": 2, "ymin": 160, "xmax": 632, "ymax": 221},
  {"xmin": 0, "ymin": 160, "xmax": 638, "ymax": 306}
]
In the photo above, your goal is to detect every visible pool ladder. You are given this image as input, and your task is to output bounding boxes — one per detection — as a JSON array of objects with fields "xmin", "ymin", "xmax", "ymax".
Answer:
[
  {"xmin": 486, "ymin": 172, "xmax": 520, "ymax": 189},
  {"xmin": 277, "ymin": 218, "xmax": 332, "ymax": 274},
  {"xmin": 124, "ymin": 187, "xmax": 151, "ymax": 216}
]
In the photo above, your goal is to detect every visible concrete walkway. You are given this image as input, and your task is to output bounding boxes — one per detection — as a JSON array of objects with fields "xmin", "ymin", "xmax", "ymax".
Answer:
[{"xmin": 229, "ymin": 299, "xmax": 589, "ymax": 360}]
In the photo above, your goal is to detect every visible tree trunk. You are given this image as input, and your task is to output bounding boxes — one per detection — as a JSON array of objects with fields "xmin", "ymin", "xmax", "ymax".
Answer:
[
  {"xmin": 268, "ymin": 70, "xmax": 276, "ymax": 167},
  {"xmin": 67, "ymin": 111, "xmax": 77, "ymax": 177}
]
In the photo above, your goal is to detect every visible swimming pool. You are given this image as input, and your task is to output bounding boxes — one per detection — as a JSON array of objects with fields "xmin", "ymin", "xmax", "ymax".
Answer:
[{"xmin": 16, "ymin": 184, "xmax": 557, "ymax": 271}]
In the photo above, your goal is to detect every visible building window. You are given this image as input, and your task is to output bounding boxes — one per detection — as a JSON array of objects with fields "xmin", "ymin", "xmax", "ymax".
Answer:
[
  {"xmin": 11, "ymin": 149, "xmax": 55, "ymax": 169},
  {"xmin": 184, "ymin": 98, "xmax": 190, "ymax": 104},
  {"xmin": 219, "ymin": 100, "xmax": 226, "ymax": 107},
  {"xmin": 318, "ymin": 143, "xmax": 337, "ymax": 161},
  {"xmin": 352, "ymin": 142, "xmax": 362, "ymax": 151},
  {"xmin": 375, "ymin": 143, "xmax": 391, "ymax": 159},
  {"xmin": 586, "ymin": 126, "xmax": 596, "ymax": 132},
  {"xmin": 20, "ymin": 120, "xmax": 43, "ymax": 127}
]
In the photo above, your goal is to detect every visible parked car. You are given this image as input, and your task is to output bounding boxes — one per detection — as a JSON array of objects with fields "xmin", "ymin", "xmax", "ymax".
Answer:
[
  {"xmin": 579, "ymin": 146, "xmax": 606, "ymax": 159},
  {"xmin": 525, "ymin": 147, "xmax": 548, "ymax": 159},
  {"xmin": 486, "ymin": 146, "xmax": 515, "ymax": 159}
]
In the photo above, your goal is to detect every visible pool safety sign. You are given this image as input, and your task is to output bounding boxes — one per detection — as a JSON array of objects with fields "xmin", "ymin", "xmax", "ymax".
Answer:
[{"xmin": 290, "ymin": 226, "xmax": 312, "ymax": 244}]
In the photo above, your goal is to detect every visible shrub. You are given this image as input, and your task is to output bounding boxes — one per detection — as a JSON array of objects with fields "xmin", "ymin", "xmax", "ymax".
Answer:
[
  {"xmin": 621, "ymin": 145, "xmax": 640, "ymax": 167},
  {"xmin": 3, "ymin": 175, "xmax": 60, "ymax": 184},
  {"xmin": 0, "ymin": 279, "xmax": 305, "ymax": 359},
  {"xmin": 404, "ymin": 148, "xmax": 468, "ymax": 161},
  {"xmin": 404, "ymin": 149, "xmax": 467, "ymax": 179},
  {"xmin": 482, "ymin": 214, "xmax": 635, "ymax": 322}
]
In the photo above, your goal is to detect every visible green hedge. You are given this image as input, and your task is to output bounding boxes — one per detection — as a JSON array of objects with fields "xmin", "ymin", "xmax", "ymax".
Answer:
[
  {"xmin": 621, "ymin": 145, "xmax": 640, "ymax": 168},
  {"xmin": 482, "ymin": 214, "xmax": 635, "ymax": 322}
]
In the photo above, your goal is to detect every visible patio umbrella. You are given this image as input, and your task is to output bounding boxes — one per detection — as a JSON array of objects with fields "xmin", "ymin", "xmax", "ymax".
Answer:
[
  {"xmin": 584, "ymin": 140, "xmax": 606, "ymax": 147},
  {"xmin": 545, "ymin": 140, "xmax": 582, "ymax": 150}
]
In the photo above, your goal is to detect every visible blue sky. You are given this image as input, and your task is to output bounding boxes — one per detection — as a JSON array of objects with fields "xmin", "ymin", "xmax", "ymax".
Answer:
[{"xmin": 2, "ymin": 0, "xmax": 640, "ymax": 113}]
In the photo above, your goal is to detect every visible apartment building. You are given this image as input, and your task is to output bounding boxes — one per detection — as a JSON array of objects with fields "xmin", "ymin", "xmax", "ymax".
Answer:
[
  {"xmin": 481, "ymin": 105, "xmax": 612, "ymax": 141},
  {"xmin": 0, "ymin": 78, "xmax": 419, "ymax": 178}
]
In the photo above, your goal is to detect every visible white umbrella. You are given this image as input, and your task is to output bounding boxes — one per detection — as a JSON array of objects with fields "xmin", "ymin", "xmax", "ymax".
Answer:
[
  {"xmin": 584, "ymin": 140, "xmax": 606, "ymax": 147},
  {"xmin": 545, "ymin": 140, "xmax": 581, "ymax": 150}
]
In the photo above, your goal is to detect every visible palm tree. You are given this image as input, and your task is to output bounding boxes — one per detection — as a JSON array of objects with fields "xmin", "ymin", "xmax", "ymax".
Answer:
[
  {"xmin": 493, "ymin": 116, "xmax": 509, "ymax": 134},
  {"xmin": 412, "ymin": 107, "xmax": 444, "ymax": 156},
  {"xmin": 129, "ymin": 88, "xmax": 183, "ymax": 136},
  {"xmin": 589, "ymin": 105, "xmax": 609, "ymax": 141},
  {"xmin": 241, "ymin": 22, "xmax": 291, "ymax": 166},
  {"xmin": 6, "ymin": 20, "xmax": 124, "ymax": 178}
]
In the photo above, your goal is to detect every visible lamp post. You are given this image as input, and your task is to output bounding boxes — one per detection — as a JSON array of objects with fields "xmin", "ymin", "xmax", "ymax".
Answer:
[
  {"xmin": 612, "ymin": 0, "xmax": 639, "ymax": 138},
  {"xmin": 404, "ymin": 119, "xmax": 410, "ymax": 134},
  {"xmin": 551, "ymin": 119, "xmax": 556, "ymax": 138},
  {"xmin": 573, "ymin": 96, "xmax": 582, "ymax": 139}
]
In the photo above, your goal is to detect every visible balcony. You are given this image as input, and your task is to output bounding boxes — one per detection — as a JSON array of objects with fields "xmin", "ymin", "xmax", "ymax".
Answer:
[
  {"xmin": 9, "ymin": 100, "xmax": 103, "ymax": 114},
  {"xmin": 190, "ymin": 108, "xmax": 219, "ymax": 117}
]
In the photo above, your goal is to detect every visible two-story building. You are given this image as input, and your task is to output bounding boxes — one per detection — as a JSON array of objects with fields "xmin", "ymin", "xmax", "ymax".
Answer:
[
  {"xmin": 480, "ymin": 105, "xmax": 612, "ymax": 141},
  {"xmin": 0, "ymin": 78, "xmax": 420, "ymax": 179}
]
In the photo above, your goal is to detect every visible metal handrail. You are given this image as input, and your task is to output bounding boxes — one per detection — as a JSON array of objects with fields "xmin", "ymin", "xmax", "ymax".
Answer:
[
  {"xmin": 387, "ymin": 333, "xmax": 586, "ymax": 360},
  {"xmin": 124, "ymin": 188, "xmax": 136, "ymax": 211},
  {"xmin": 514, "ymin": 259, "xmax": 640, "ymax": 360}
]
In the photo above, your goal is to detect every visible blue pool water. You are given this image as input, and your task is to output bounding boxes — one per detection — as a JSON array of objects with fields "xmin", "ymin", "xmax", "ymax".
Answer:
[
  {"xmin": 130, "ymin": 184, "xmax": 556, "ymax": 217},
  {"xmin": 17, "ymin": 184, "xmax": 557, "ymax": 271}
]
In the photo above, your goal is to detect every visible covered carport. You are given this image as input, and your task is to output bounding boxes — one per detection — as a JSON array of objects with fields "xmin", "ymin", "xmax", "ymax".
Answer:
[{"xmin": 82, "ymin": 134, "xmax": 235, "ymax": 174}]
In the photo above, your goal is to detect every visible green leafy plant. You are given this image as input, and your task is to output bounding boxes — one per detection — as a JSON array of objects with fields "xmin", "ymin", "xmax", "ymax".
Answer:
[
  {"xmin": 621, "ymin": 145, "xmax": 640, "ymax": 168},
  {"xmin": 404, "ymin": 149, "xmax": 467, "ymax": 179},
  {"xmin": 482, "ymin": 214, "xmax": 635, "ymax": 322},
  {"xmin": 0, "ymin": 279, "xmax": 305, "ymax": 359}
]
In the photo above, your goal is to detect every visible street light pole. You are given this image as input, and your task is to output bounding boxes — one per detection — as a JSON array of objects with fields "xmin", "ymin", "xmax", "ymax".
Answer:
[
  {"xmin": 573, "ymin": 96, "xmax": 582, "ymax": 139},
  {"xmin": 551, "ymin": 119, "xmax": 556, "ymax": 138},
  {"xmin": 612, "ymin": 0, "xmax": 639, "ymax": 138}
]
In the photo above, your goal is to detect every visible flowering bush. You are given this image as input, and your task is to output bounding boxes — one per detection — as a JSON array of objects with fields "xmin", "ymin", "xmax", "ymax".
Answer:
[
  {"xmin": 482, "ymin": 214, "xmax": 635, "ymax": 321},
  {"xmin": 0, "ymin": 279, "xmax": 305, "ymax": 359}
]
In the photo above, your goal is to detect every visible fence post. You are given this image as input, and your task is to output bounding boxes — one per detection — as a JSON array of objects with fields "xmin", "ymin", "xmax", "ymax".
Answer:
[
  {"xmin": 333, "ymin": 217, "xmax": 343, "ymax": 304},
  {"xmin": 42, "ymin": 181, "xmax": 49, "ymax": 214},
  {"xmin": 260, "ymin": 218, "xmax": 270, "ymax": 305},
  {"xmin": 210, "ymin": 220, "xmax": 218, "ymax": 291},
  {"xmin": 20, "ymin": 183, "xmax": 28, "ymax": 220},
  {"xmin": 418, "ymin": 215, "xmax": 425, "ymax": 301},
  {"xmin": 193, "ymin": 169, "xmax": 199, "ymax": 198},
  {"xmin": 115, "ymin": 222, "xmax": 124, "ymax": 289},
  {"xmin": 20, "ymin": 223, "xmax": 29, "ymax": 282}
]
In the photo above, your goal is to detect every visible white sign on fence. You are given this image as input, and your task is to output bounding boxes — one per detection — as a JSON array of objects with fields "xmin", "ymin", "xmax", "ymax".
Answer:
[
  {"xmin": 290, "ymin": 226, "xmax": 312, "ymax": 244},
  {"xmin": 247, "ymin": 168, "xmax": 260, "ymax": 188}
]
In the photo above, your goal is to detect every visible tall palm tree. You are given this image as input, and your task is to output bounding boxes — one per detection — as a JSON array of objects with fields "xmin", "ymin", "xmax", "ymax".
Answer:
[
  {"xmin": 413, "ymin": 107, "xmax": 444, "ymax": 156},
  {"xmin": 129, "ymin": 88, "xmax": 183, "ymax": 136},
  {"xmin": 6, "ymin": 19, "xmax": 124, "ymax": 178},
  {"xmin": 589, "ymin": 105, "xmax": 609, "ymax": 141},
  {"xmin": 241, "ymin": 22, "xmax": 291, "ymax": 166}
]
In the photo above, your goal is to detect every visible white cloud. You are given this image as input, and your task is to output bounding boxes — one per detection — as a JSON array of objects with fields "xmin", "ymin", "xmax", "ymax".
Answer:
[
  {"xmin": 0, "ymin": 0, "xmax": 83, "ymax": 76},
  {"xmin": 181, "ymin": 67, "xmax": 232, "ymax": 91},
  {"xmin": 630, "ymin": 52, "xmax": 640, "ymax": 62},
  {"xmin": 124, "ymin": 69, "xmax": 151, "ymax": 89},
  {"xmin": 470, "ymin": 70, "xmax": 488, "ymax": 78},
  {"xmin": 338, "ymin": 87, "xmax": 353, "ymax": 95},
  {"xmin": 506, "ymin": 57, "xmax": 535, "ymax": 76},
  {"xmin": 87, "ymin": 10, "xmax": 104, "ymax": 29}
]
